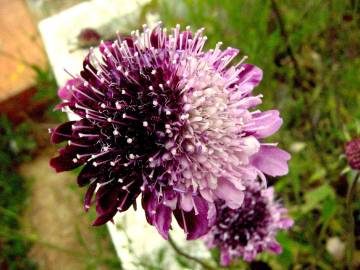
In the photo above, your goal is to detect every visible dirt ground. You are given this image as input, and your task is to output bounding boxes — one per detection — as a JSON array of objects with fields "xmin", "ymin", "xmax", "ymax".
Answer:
[{"xmin": 20, "ymin": 149, "xmax": 120, "ymax": 270}]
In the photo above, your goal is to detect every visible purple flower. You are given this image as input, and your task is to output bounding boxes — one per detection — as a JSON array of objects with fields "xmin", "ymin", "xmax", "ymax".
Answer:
[
  {"xmin": 205, "ymin": 183, "xmax": 293, "ymax": 265},
  {"xmin": 49, "ymin": 23, "xmax": 289, "ymax": 240},
  {"xmin": 345, "ymin": 138, "xmax": 360, "ymax": 170}
]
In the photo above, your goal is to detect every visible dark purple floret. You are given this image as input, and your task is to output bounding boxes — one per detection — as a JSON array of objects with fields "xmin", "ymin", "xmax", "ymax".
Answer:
[
  {"xmin": 213, "ymin": 190, "xmax": 268, "ymax": 248},
  {"xmin": 205, "ymin": 183, "xmax": 293, "ymax": 265}
]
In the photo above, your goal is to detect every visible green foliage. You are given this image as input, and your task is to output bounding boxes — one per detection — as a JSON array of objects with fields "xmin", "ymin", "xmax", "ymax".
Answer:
[
  {"xmin": 0, "ymin": 115, "xmax": 37, "ymax": 269},
  {"xmin": 31, "ymin": 64, "xmax": 66, "ymax": 122}
]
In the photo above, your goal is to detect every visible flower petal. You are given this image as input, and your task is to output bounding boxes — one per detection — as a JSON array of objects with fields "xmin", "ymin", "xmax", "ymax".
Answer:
[
  {"xmin": 250, "ymin": 145, "xmax": 290, "ymax": 177},
  {"xmin": 50, "ymin": 121, "xmax": 75, "ymax": 144},
  {"xmin": 249, "ymin": 110, "xmax": 283, "ymax": 138},
  {"xmin": 154, "ymin": 204, "xmax": 172, "ymax": 240},
  {"xmin": 174, "ymin": 196, "xmax": 210, "ymax": 240},
  {"xmin": 215, "ymin": 177, "xmax": 245, "ymax": 209},
  {"xmin": 237, "ymin": 64, "xmax": 263, "ymax": 94}
]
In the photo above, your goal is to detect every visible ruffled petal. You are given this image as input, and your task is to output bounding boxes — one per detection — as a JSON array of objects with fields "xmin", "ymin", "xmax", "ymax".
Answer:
[
  {"xmin": 50, "ymin": 121, "xmax": 75, "ymax": 144},
  {"xmin": 180, "ymin": 192, "xmax": 194, "ymax": 212},
  {"xmin": 174, "ymin": 196, "xmax": 210, "ymax": 240},
  {"xmin": 250, "ymin": 145, "xmax": 290, "ymax": 177},
  {"xmin": 141, "ymin": 190, "xmax": 172, "ymax": 239},
  {"xmin": 154, "ymin": 204, "xmax": 172, "ymax": 239},
  {"xmin": 58, "ymin": 78, "xmax": 82, "ymax": 100},
  {"xmin": 220, "ymin": 249, "xmax": 231, "ymax": 266},
  {"xmin": 237, "ymin": 64, "xmax": 263, "ymax": 94},
  {"xmin": 215, "ymin": 177, "xmax": 245, "ymax": 209},
  {"xmin": 50, "ymin": 153, "xmax": 81, "ymax": 172},
  {"xmin": 249, "ymin": 110, "xmax": 283, "ymax": 138},
  {"xmin": 84, "ymin": 182, "xmax": 97, "ymax": 211}
]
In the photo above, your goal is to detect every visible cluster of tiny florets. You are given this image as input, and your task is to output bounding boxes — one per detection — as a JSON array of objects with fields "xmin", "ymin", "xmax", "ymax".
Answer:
[{"xmin": 206, "ymin": 183, "xmax": 293, "ymax": 265}]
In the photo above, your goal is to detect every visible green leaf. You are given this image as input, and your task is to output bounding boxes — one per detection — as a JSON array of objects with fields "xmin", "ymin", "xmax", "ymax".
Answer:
[{"xmin": 302, "ymin": 184, "xmax": 335, "ymax": 213}]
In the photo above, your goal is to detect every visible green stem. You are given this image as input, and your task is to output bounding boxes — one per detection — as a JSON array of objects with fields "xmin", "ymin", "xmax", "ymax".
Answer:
[
  {"xmin": 270, "ymin": 0, "xmax": 302, "ymax": 88},
  {"xmin": 168, "ymin": 235, "xmax": 216, "ymax": 270},
  {"xmin": 346, "ymin": 172, "xmax": 359, "ymax": 270}
]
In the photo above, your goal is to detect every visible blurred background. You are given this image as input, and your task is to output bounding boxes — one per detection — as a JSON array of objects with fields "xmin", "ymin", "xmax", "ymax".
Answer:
[{"xmin": 0, "ymin": 0, "xmax": 359, "ymax": 269}]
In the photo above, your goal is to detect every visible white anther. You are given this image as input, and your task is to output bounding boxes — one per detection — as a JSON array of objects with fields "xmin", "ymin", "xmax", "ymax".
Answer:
[
  {"xmin": 129, "ymin": 153, "xmax": 135, "ymax": 159},
  {"xmin": 143, "ymin": 121, "xmax": 148, "ymax": 127},
  {"xmin": 152, "ymin": 100, "xmax": 158, "ymax": 106},
  {"xmin": 127, "ymin": 138, "xmax": 133, "ymax": 144}
]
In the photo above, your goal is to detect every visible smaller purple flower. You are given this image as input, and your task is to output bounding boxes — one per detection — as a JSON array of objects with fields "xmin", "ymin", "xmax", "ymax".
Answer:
[
  {"xmin": 205, "ymin": 182, "xmax": 293, "ymax": 265},
  {"xmin": 345, "ymin": 138, "xmax": 360, "ymax": 170}
]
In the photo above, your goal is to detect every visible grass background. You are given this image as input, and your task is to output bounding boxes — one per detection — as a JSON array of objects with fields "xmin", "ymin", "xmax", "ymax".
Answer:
[
  {"xmin": 1, "ymin": 0, "xmax": 359, "ymax": 269},
  {"xmin": 153, "ymin": 0, "xmax": 360, "ymax": 269}
]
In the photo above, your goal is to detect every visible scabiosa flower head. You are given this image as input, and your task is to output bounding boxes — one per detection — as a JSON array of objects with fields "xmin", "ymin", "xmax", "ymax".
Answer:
[
  {"xmin": 345, "ymin": 138, "xmax": 360, "ymax": 170},
  {"xmin": 205, "ymin": 182, "xmax": 293, "ymax": 265},
  {"xmin": 49, "ymin": 22, "xmax": 290, "ymax": 240}
]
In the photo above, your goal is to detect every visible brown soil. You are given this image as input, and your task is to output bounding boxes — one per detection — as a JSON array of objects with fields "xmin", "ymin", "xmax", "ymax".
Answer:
[{"xmin": 20, "ymin": 148, "xmax": 119, "ymax": 270}]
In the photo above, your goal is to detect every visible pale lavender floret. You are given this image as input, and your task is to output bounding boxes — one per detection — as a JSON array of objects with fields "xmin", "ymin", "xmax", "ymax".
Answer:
[{"xmin": 50, "ymin": 22, "xmax": 290, "ymax": 240}]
